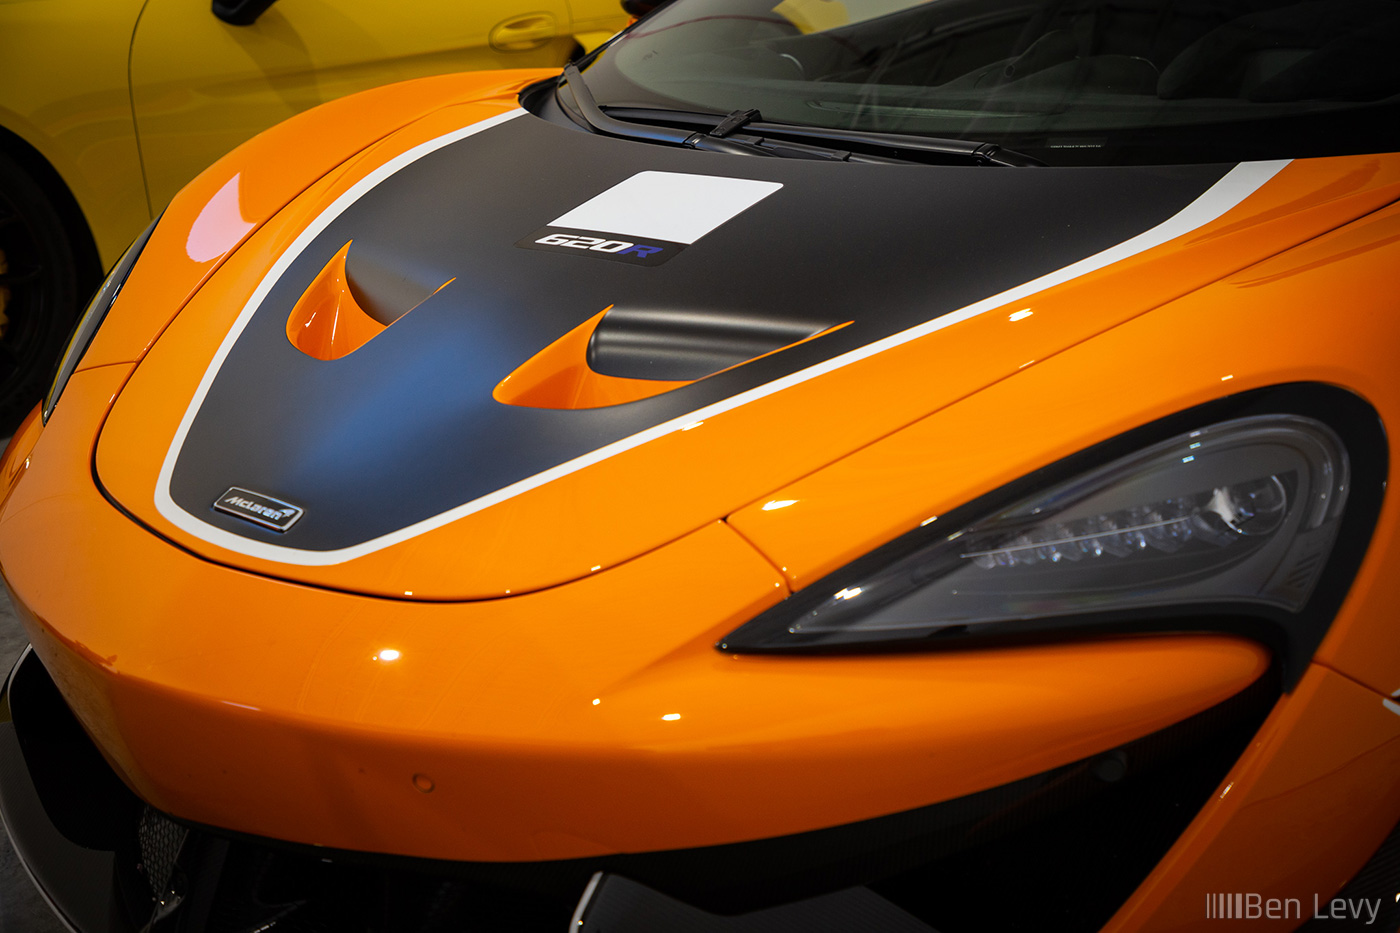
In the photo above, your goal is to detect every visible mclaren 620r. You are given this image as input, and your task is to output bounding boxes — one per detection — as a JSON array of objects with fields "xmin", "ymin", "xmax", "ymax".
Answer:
[{"xmin": 3, "ymin": 0, "xmax": 1400, "ymax": 930}]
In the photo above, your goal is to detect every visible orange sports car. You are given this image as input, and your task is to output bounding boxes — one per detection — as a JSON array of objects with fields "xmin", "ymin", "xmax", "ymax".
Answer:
[{"xmin": 2, "ymin": 1, "xmax": 1400, "ymax": 930}]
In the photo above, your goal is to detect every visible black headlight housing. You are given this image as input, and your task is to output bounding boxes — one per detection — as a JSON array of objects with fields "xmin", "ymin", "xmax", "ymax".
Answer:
[
  {"xmin": 720, "ymin": 385, "xmax": 1386, "ymax": 689},
  {"xmin": 43, "ymin": 218, "xmax": 158, "ymax": 424}
]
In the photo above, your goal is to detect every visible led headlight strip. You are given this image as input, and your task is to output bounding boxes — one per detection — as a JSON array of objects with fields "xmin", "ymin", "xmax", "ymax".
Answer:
[
  {"xmin": 720, "ymin": 385, "xmax": 1386, "ymax": 688},
  {"xmin": 44, "ymin": 219, "xmax": 159, "ymax": 424}
]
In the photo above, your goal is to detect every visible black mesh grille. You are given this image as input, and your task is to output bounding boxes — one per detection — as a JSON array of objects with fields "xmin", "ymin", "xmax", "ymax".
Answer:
[
  {"xmin": 138, "ymin": 805, "xmax": 188, "ymax": 897},
  {"xmin": 192, "ymin": 846, "xmax": 571, "ymax": 933}
]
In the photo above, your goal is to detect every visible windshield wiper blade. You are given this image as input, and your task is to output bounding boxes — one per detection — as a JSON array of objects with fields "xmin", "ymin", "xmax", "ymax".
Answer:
[
  {"xmin": 743, "ymin": 120, "xmax": 1044, "ymax": 167},
  {"xmin": 561, "ymin": 67, "xmax": 1042, "ymax": 167},
  {"xmin": 602, "ymin": 105, "xmax": 1045, "ymax": 167},
  {"xmin": 561, "ymin": 65, "xmax": 778, "ymax": 157}
]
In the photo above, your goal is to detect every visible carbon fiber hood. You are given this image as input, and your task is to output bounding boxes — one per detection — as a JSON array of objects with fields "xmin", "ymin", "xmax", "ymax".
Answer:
[{"xmin": 150, "ymin": 109, "xmax": 1230, "ymax": 554}]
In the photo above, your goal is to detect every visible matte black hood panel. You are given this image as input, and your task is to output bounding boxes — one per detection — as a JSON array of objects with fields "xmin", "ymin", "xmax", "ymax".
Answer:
[{"xmin": 168, "ymin": 111, "xmax": 1229, "ymax": 550}]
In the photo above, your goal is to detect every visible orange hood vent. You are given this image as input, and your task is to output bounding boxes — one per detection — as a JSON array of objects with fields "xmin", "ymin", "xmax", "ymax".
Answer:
[
  {"xmin": 286, "ymin": 241, "xmax": 453, "ymax": 361},
  {"xmin": 495, "ymin": 306, "xmax": 848, "ymax": 410}
]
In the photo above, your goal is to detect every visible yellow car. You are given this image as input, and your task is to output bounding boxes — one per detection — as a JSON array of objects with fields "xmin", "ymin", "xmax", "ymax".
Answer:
[{"xmin": 0, "ymin": 0, "xmax": 626, "ymax": 435}]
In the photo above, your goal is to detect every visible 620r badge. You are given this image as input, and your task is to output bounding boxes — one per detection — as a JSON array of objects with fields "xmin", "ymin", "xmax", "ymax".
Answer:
[
  {"xmin": 214, "ymin": 487, "xmax": 304, "ymax": 533},
  {"xmin": 516, "ymin": 227, "xmax": 684, "ymax": 266}
]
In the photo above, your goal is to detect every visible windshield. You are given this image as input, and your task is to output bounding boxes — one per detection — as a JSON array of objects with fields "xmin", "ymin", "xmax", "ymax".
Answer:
[{"xmin": 576, "ymin": 0, "xmax": 1400, "ymax": 164}]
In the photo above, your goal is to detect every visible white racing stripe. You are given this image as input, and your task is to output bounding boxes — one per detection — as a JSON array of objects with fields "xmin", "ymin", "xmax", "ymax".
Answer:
[{"xmin": 152, "ymin": 111, "xmax": 1288, "ymax": 566}]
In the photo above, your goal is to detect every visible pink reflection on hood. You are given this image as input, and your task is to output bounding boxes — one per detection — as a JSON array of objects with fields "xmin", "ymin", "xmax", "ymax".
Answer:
[{"xmin": 186, "ymin": 174, "xmax": 255, "ymax": 262}]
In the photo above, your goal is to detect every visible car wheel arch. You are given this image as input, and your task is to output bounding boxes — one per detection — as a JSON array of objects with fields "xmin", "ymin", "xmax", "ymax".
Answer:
[{"xmin": 0, "ymin": 123, "xmax": 104, "ymax": 294}]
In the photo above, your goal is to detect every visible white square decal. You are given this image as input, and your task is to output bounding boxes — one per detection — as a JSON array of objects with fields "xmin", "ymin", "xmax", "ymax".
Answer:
[{"xmin": 549, "ymin": 171, "xmax": 783, "ymax": 245}]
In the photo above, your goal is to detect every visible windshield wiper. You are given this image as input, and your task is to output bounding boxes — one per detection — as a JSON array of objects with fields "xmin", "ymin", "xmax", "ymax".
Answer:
[
  {"xmin": 743, "ymin": 120, "xmax": 1044, "ymax": 167},
  {"xmin": 605, "ymin": 104, "xmax": 1045, "ymax": 167},
  {"xmin": 559, "ymin": 66, "xmax": 1043, "ymax": 167},
  {"xmin": 561, "ymin": 65, "xmax": 778, "ymax": 158}
]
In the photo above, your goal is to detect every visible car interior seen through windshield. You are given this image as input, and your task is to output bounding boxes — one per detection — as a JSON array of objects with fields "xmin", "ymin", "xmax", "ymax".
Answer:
[{"xmin": 571, "ymin": 0, "xmax": 1400, "ymax": 164}]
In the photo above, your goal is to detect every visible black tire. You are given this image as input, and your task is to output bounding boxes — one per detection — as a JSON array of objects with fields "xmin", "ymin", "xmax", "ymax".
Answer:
[{"xmin": 0, "ymin": 150, "xmax": 85, "ymax": 437}]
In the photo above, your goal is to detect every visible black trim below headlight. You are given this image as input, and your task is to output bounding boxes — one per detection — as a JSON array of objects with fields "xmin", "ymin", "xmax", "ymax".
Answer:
[
  {"xmin": 43, "ymin": 218, "xmax": 158, "ymax": 425},
  {"xmin": 720, "ymin": 385, "xmax": 1387, "ymax": 688}
]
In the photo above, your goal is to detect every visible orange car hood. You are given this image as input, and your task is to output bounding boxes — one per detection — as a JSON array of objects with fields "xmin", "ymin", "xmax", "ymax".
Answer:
[{"xmin": 95, "ymin": 100, "xmax": 1400, "ymax": 600}]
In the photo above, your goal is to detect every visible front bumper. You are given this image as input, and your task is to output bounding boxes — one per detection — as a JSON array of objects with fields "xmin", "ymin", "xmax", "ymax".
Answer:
[{"xmin": 2, "ymin": 644, "xmax": 1286, "ymax": 932}]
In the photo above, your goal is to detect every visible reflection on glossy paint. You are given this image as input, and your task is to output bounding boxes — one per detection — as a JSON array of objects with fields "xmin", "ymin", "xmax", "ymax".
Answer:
[
  {"xmin": 1009, "ymin": 309, "xmax": 1034, "ymax": 322},
  {"xmin": 762, "ymin": 499, "xmax": 798, "ymax": 511},
  {"xmin": 835, "ymin": 586, "xmax": 863, "ymax": 600},
  {"xmin": 375, "ymin": 649, "xmax": 401, "ymax": 662},
  {"xmin": 186, "ymin": 174, "xmax": 255, "ymax": 262},
  {"xmin": 661, "ymin": 713, "xmax": 681, "ymax": 721}
]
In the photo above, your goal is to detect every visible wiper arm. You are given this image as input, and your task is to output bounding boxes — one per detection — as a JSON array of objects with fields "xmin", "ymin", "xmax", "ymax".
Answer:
[
  {"xmin": 603, "ymin": 105, "xmax": 1045, "ymax": 167},
  {"xmin": 560, "ymin": 65, "xmax": 778, "ymax": 158}
]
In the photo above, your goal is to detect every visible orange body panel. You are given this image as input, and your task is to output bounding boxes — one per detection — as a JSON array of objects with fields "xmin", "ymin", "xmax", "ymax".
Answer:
[
  {"xmin": 93, "ymin": 137, "xmax": 1400, "ymax": 600},
  {"xmin": 3, "ymin": 366, "xmax": 1269, "ymax": 859}
]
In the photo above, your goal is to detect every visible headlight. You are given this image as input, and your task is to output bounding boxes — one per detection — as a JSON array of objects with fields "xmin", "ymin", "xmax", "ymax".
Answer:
[
  {"xmin": 43, "ymin": 219, "xmax": 158, "ymax": 424},
  {"xmin": 721, "ymin": 388, "xmax": 1385, "ymax": 686}
]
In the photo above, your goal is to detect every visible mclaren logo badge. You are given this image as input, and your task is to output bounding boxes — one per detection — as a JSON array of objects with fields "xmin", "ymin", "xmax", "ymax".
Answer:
[{"xmin": 214, "ymin": 488, "xmax": 304, "ymax": 533}]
